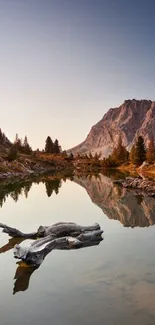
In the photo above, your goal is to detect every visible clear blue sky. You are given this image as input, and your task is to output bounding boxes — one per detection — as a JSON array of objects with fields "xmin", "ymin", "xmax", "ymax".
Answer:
[{"xmin": 0, "ymin": 0, "xmax": 155, "ymax": 150}]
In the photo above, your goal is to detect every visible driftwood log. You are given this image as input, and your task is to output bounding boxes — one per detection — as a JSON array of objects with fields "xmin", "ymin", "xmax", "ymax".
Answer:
[{"xmin": 0, "ymin": 222, "xmax": 103, "ymax": 266}]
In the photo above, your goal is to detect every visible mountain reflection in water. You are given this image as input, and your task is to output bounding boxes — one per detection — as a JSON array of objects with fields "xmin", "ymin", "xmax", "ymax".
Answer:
[
  {"xmin": 1, "ymin": 173, "xmax": 155, "ymax": 295},
  {"xmin": 0, "ymin": 173, "xmax": 155, "ymax": 228},
  {"xmin": 74, "ymin": 174, "xmax": 155, "ymax": 228}
]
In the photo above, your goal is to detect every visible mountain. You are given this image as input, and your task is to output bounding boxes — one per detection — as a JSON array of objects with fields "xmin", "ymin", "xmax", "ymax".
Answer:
[
  {"xmin": 69, "ymin": 99, "xmax": 155, "ymax": 157},
  {"xmin": 74, "ymin": 174, "xmax": 155, "ymax": 227}
]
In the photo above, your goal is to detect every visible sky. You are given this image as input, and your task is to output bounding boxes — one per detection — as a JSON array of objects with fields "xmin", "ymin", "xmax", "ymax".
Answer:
[{"xmin": 1, "ymin": 0, "xmax": 155, "ymax": 150}]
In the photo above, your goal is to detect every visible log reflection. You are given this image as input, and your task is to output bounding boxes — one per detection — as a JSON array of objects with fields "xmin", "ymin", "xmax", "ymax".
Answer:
[{"xmin": 13, "ymin": 262, "xmax": 39, "ymax": 295}]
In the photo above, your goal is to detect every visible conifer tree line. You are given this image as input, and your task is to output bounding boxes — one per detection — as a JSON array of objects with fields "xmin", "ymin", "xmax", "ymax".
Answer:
[
  {"xmin": 10, "ymin": 134, "xmax": 62, "ymax": 154},
  {"xmin": 75, "ymin": 135, "xmax": 155, "ymax": 168},
  {"xmin": 103, "ymin": 135, "xmax": 155, "ymax": 167},
  {"xmin": 6, "ymin": 132, "xmax": 63, "ymax": 161},
  {"xmin": 13, "ymin": 134, "xmax": 32, "ymax": 154}
]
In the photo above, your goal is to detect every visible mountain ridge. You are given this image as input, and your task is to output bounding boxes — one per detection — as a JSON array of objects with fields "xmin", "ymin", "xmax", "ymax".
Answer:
[{"xmin": 68, "ymin": 99, "xmax": 155, "ymax": 157}]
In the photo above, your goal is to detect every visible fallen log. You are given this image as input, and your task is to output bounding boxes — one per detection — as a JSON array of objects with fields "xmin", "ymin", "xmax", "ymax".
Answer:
[
  {"xmin": 0, "ymin": 221, "xmax": 100, "ymax": 239},
  {"xmin": 0, "ymin": 223, "xmax": 37, "ymax": 239},
  {"xmin": 37, "ymin": 222, "xmax": 101, "ymax": 237},
  {"xmin": 0, "ymin": 222, "xmax": 103, "ymax": 266},
  {"xmin": 13, "ymin": 229, "xmax": 103, "ymax": 265}
]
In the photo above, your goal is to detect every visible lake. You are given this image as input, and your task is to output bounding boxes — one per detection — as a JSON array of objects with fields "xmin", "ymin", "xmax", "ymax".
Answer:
[{"xmin": 0, "ymin": 173, "xmax": 155, "ymax": 325}]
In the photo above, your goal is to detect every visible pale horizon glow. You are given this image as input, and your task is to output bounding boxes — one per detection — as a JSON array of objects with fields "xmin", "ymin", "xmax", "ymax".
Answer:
[{"xmin": 1, "ymin": 0, "xmax": 155, "ymax": 150}]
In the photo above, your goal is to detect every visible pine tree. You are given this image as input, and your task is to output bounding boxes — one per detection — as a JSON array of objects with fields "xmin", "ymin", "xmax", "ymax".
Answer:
[
  {"xmin": 112, "ymin": 135, "xmax": 129, "ymax": 164},
  {"xmin": 134, "ymin": 136, "xmax": 146, "ymax": 166},
  {"xmin": 129, "ymin": 144, "xmax": 136, "ymax": 164},
  {"xmin": 88, "ymin": 152, "xmax": 93, "ymax": 159},
  {"xmin": 146, "ymin": 139, "xmax": 155, "ymax": 164},
  {"xmin": 45, "ymin": 136, "xmax": 53, "ymax": 153},
  {"xmin": 45, "ymin": 181, "xmax": 53, "ymax": 197},
  {"xmin": 23, "ymin": 135, "xmax": 32, "ymax": 154},
  {"xmin": 54, "ymin": 139, "xmax": 60, "ymax": 154},
  {"xmin": 23, "ymin": 183, "xmax": 32, "ymax": 198},
  {"xmin": 14, "ymin": 134, "xmax": 22, "ymax": 151}
]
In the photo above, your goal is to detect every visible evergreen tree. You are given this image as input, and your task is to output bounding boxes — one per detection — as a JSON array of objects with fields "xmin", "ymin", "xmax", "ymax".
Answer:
[
  {"xmin": 146, "ymin": 139, "xmax": 155, "ymax": 164},
  {"xmin": 23, "ymin": 135, "xmax": 32, "ymax": 154},
  {"xmin": 54, "ymin": 139, "xmax": 60, "ymax": 154},
  {"xmin": 88, "ymin": 152, "xmax": 93, "ymax": 159},
  {"xmin": 134, "ymin": 136, "xmax": 146, "ymax": 166},
  {"xmin": 14, "ymin": 134, "xmax": 22, "ymax": 151},
  {"xmin": 129, "ymin": 144, "xmax": 136, "ymax": 164},
  {"xmin": 24, "ymin": 136, "xmax": 28, "ymax": 147},
  {"xmin": 45, "ymin": 136, "xmax": 53, "ymax": 153},
  {"xmin": 23, "ymin": 183, "xmax": 32, "ymax": 198},
  {"xmin": 112, "ymin": 135, "xmax": 129, "ymax": 164},
  {"xmin": 45, "ymin": 181, "xmax": 54, "ymax": 197}
]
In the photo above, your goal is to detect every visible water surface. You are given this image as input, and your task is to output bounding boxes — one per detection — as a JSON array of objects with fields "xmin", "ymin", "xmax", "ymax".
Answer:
[{"xmin": 0, "ymin": 174, "xmax": 155, "ymax": 325}]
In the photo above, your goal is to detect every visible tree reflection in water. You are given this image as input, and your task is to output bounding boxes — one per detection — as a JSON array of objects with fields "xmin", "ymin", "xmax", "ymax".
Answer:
[{"xmin": 0, "ymin": 175, "xmax": 66, "ymax": 207}]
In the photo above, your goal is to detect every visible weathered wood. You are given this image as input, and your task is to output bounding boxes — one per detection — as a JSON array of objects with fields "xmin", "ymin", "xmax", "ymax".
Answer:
[
  {"xmin": 37, "ymin": 222, "xmax": 100, "ymax": 237},
  {"xmin": 0, "ymin": 223, "xmax": 37, "ymax": 239},
  {"xmin": 0, "ymin": 222, "xmax": 100, "ymax": 239},
  {"xmin": 0, "ymin": 222, "xmax": 103, "ymax": 266},
  {"xmin": 13, "ymin": 229, "xmax": 103, "ymax": 265}
]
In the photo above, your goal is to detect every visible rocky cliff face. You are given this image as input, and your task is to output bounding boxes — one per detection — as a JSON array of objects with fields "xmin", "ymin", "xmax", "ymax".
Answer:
[
  {"xmin": 74, "ymin": 174, "xmax": 155, "ymax": 227},
  {"xmin": 69, "ymin": 99, "xmax": 155, "ymax": 157}
]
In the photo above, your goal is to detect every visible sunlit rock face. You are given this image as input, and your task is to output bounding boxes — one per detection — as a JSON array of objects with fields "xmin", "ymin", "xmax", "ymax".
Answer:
[
  {"xmin": 74, "ymin": 174, "xmax": 155, "ymax": 227},
  {"xmin": 69, "ymin": 99, "xmax": 155, "ymax": 157}
]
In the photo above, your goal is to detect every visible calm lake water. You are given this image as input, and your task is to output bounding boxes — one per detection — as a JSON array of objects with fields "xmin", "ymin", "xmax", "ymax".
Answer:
[{"xmin": 1, "ymin": 174, "xmax": 155, "ymax": 325}]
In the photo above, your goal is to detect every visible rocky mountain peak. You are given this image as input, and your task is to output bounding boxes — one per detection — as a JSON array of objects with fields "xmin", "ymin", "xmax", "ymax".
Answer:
[{"xmin": 68, "ymin": 99, "xmax": 155, "ymax": 157}]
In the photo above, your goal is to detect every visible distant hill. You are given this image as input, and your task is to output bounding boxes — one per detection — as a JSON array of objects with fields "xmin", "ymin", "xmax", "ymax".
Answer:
[{"xmin": 68, "ymin": 99, "xmax": 155, "ymax": 157}]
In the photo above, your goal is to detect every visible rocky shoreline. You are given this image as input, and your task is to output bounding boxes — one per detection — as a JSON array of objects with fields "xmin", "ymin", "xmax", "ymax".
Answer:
[
  {"xmin": 0, "ymin": 156, "xmax": 74, "ymax": 183},
  {"xmin": 0, "ymin": 162, "xmax": 54, "ymax": 182},
  {"xmin": 114, "ymin": 177, "xmax": 155, "ymax": 197}
]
